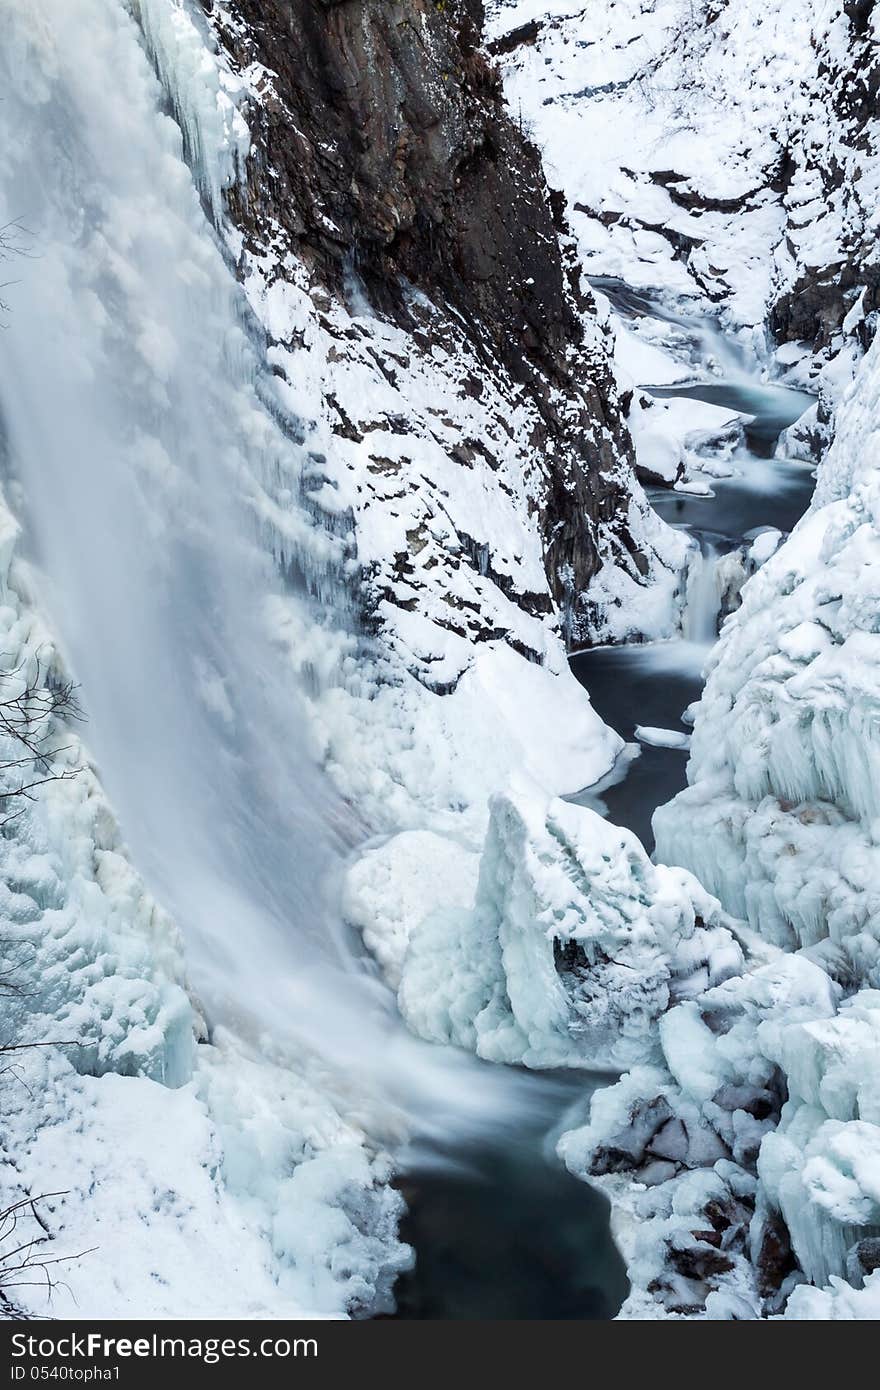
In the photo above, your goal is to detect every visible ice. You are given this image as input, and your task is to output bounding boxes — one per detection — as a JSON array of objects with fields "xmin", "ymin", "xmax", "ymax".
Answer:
[
  {"xmin": 0, "ymin": 0, "xmax": 451, "ymax": 1318},
  {"xmin": 0, "ymin": 0, "xmax": 659, "ymax": 1320},
  {"xmin": 355, "ymin": 779, "xmax": 742, "ymax": 1073},
  {"xmin": 635, "ymin": 726, "xmax": 691, "ymax": 751},
  {"xmin": 343, "ymin": 832, "xmax": 479, "ymax": 990},
  {"xmin": 648, "ymin": 325, "xmax": 880, "ymax": 1301},
  {"xmin": 128, "ymin": 0, "xmax": 250, "ymax": 223},
  {"xmin": 655, "ymin": 330, "xmax": 880, "ymax": 985}
]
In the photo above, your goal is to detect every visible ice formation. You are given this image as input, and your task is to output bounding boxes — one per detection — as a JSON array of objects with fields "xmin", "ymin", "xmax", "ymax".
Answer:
[
  {"xmin": 639, "ymin": 329, "xmax": 880, "ymax": 1315},
  {"xmin": 3, "ymin": 0, "xmax": 879, "ymax": 1327},
  {"xmin": 349, "ymin": 781, "xmax": 742, "ymax": 1073},
  {"xmin": 473, "ymin": 0, "xmax": 880, "ymax": 1319},
  {"xmin": 0, "ymin": 483, "xmax": 407, "ymax": 1318}
]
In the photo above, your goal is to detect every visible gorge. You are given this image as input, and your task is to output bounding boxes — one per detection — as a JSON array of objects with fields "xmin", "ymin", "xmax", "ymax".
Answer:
[{"xmin": 0, "ymin": 0, "xmax": 878, "ymax": 1324}]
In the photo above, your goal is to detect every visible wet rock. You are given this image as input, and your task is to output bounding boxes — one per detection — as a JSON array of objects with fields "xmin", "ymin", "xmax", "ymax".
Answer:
[
  {"xmin": 754, "ymin": 1209, "xmax": 798, "ymax": 1299},
  {"xmin": 589, "ymin": 1095, "xmax": 674, "ymax": 1174},
  {"xmin": 486, "ymin": 18, "xmax": 543, "ymax": 55},
  {"xmin": 846, "ymin": 1236, "xmax": 880, "ymax": 1287},
  {"xmin": 668, "ymin": 1237, "xmax": 735, "ymax": 1281}
]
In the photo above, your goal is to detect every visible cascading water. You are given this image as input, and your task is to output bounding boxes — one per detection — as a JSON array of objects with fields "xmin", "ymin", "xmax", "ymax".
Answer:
[
  {"xmin": 681, "ymin": 539, "xmax": 721, "ymax": 645},
  {"xmin": 571, "ymin": 290, "xmax": 816, "ymax": 853}
]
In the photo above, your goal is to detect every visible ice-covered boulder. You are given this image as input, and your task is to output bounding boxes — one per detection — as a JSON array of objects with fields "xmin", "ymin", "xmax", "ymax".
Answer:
[
  {"xmin": 350, "ymin": 780, "xmax": 742, "ymax": 1072},
  {"xmin": 756, "ymin": 989, "xmax": 880, "ymax": 1290},
  {"xmin": 559, "ymin": 953, "xmax": 843, "ymax": 1315},
  {"xmin": 343, "ymin": 830, "xmax": 480, "ymax": 990}
]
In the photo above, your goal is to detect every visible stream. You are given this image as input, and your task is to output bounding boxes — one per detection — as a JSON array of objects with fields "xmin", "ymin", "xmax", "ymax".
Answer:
[{"xmin": 394, "ymin": 292, "xmax": 817, "ymax": 1316}]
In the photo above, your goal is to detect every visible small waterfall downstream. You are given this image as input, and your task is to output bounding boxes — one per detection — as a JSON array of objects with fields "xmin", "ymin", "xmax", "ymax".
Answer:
[
  {"xmin": 571, "ymin": 295, "xmax": 816, "ymax": 852},
  {"xmin": 682, "ymin": 539, "xmax": 722, "ymax": 645}
]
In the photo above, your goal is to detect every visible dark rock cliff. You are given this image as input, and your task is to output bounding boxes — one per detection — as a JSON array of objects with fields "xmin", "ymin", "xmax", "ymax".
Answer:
[
  {"xmin": 769, "ymin": 1, "xmax": 880, "ymax": 354},
  {"xmin": 201, "ymin": 0, "xmax": 652, "ymax": 645}
]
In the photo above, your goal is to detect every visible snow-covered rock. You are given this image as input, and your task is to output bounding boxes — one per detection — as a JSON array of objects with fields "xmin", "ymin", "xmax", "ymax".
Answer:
[
  {"xmin": 649, "ymin": 308, "xmax": 880, "ymax": 1314},
  {"xmin": 488, "ymin": 0, "xmax": 880, "ymax": 403},
  {"xmin": 559, "ymin": 952, "xmax": 842, "ymax": 1316},
  {"xmin": 353, "ymin": 780, "xmax": 741, "ymax": 1073}
]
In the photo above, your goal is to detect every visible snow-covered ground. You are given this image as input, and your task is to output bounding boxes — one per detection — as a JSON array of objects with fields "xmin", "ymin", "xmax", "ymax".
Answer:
[
  {"xmin": 487, "ymin": 0, "xmax": 879, "ymax": 352},
  {"xmin": 487, "ymin": 0, "xmax": 880, "ymax": 471}
]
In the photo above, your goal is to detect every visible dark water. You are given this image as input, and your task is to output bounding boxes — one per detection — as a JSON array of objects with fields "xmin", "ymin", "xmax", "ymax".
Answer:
[
  {"xmin": 570, "ymin": 646, "xmax": 704, "ymax": 852},
  {"xmin": 646, "ymin": 380, "xmax": 814, "ymax": 457},
  {"xmin": 570, "ymin": 371, "xmax": 816, "ymax": 854},
  {"xmin": 391, "ymin": 1075, "xmax": 628, "ymax": 1319}
]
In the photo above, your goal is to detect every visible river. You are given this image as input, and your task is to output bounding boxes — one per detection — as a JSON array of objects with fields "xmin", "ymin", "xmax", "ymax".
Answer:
[{"xmin": 394, "ymin": 294, "xmax": 816, "ymax": 1316}]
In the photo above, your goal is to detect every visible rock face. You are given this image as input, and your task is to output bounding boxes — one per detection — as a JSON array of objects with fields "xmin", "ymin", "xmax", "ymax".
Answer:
[
  {"xmin": 767, "ymin": 1, "xmax": 880, "ymax": 355},
  {"xmin": 487, "ymin": 0, "xmax": 880, "ymax": 416},
  {"xmin": 202, "ymin": 0, "xmax": 675, "ymax": 646}
]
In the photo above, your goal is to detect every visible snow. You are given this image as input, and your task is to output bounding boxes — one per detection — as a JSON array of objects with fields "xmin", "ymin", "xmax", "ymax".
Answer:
[
  {"xmin": 354, "ymin": 778, "xmax": 742, "ymax": 1074},
  {"xmin": 7, "ymin": 1034, "xmax": 409, "ymax": 1319},
  {"xmin": 647, "ymin": 306, "xmax": 880, "ymax": 1311},
  {"xmin": 0, "ymin": 0, "xmax": 413, "ymax": 1319},
  {"xmin": 2, "ymin": 0, "xmax": 876, "ymax": 1326},
  {"xmin": 635, "ymin": 726, "xmax": 691, "ymax": 751},
  {"xmin": 0, "ymin": 0, "xmax": 658, "ymax": 1323},
  {"xmin": 489, "ymin": 0, "xmax": 863, "ymax": 310},
  {"xmin": 343, "ymin": 832, "xmax": 479, "ymax": 990},
  {"xmin": 556, "ymin": 952, "xmax": 844, "ymax": 1316},
  {"xmin": 655, "ymin": 329, "xmax": 880, "ymax": 978},
  {"xmin": 487, "ymin": 0, "xmax": 880, "ymax": 427}
]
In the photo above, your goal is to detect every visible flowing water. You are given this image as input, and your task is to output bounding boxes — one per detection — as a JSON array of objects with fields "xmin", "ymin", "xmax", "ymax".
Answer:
[{"xmin": 573, "ymin": 293, "xmax": 816, "ymax": 852}]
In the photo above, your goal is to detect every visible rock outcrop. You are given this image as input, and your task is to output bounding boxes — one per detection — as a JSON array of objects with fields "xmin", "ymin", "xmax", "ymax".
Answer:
[{"xmin": 199, "ymin": 0, "xmax": 680, "ymax": 649}]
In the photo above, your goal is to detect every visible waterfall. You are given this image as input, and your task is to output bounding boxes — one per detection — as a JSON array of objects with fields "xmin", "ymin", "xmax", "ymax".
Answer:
[
  {"xmin": 0, "ymin": 0, "xmax": 524, "ymax": 1134},
  {"xmin": 682, "ymin": 540, "xmax": 721, "ymax": 644}
]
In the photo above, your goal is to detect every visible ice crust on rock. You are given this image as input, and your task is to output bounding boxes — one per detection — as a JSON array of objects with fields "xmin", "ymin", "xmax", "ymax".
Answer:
[
  {"xmin": 353, "ymin": 781, "xmax": 742, "ymax": 1073},
  {"xmin": 557, "ymin": 953, "xmax": 844, "ymax": 1316},
  {"xmin": 644, "ymin": 331, "xmax": 880, "ymax": 1314},
  {"xmin": 0, "ymin": 480, "xmax": 410, "ymax": 1320}
]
